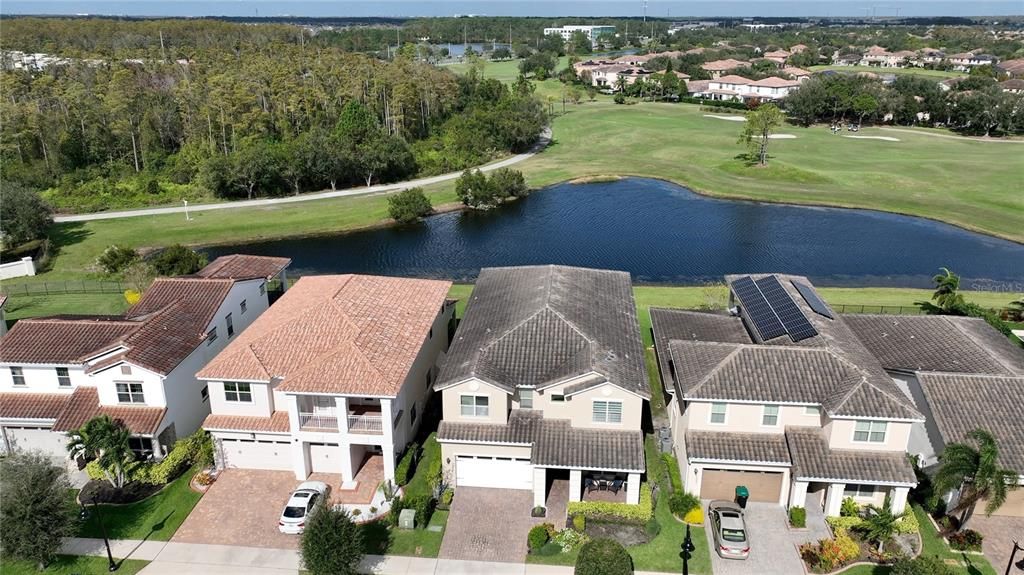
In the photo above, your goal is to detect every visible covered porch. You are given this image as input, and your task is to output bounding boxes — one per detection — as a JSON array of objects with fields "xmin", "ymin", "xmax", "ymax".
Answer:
[
  {"xmin": 295, "ymin": 396, "xmax": 384, "ymax": 435},
  {"xmin": 534, "ymin": 467, "xmax": 641, "ymax": 509}
]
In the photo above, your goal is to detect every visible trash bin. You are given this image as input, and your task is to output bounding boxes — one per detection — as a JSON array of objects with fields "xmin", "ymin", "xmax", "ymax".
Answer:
[{"xmin": 735, "ymin": 485, "xmax": 749, "ymax": 509}]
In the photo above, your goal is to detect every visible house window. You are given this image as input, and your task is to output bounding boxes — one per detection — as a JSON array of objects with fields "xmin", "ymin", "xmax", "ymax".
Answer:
[
  {"xmin": 843, "ymin": 484, "xmax": 876, "ymax": 498},
  {"xmin": 805, "ymin": 406, "xmax": 821, "ymax": 416},
  {"xmin": 519, "ymin": 389, "xmax": 534, "ymax": 409},
  {"xmin": 128, "ymin": 437, "xmax": 154, "ymax": 459},
  {"xmin": 551, "ymin": 394, "xmax": 565, "ymax": 403},
  {"xmin": 206, "ymin": 327, "xmax": 218, "ymax": 344},
  {"xmin": 56, "ymin": 367, "xmax": 72, "ymax": 387},
  {"xmin": 259, "ymin": 282, "xmax": 266, "ymax": 296},
  {"xmin": 11, "ymin": 367, "xmax": 25, "ymax": 386},
  {"xmin": 593, "ymin": 400, "xmax": 623, "ymax": 424},
  {"xmin": 411, "ymin": 404, "xmax": 417, "ymax": 425},
  {"xmin": 226, "ymin": 313, "xmax": 234, "ymax": 337},
  {"xmin": 709, "ymin": 402, "xmax": 727, "ymax": 424},
  {"xmin": 762, "ymin": 404, "xmax": 780, "ymax": 426},
  {"xmin": 460, "ymin": 395, "xmax": 489, "ymax": 417},
  {"xmin": 116, "ymin": 382, "xmax": 145, "ymax": 404},
  {"xmin": 240, "ymin": 299, "xmax": 247, "ymax": 314},
  {"xmin": 853, "ymin": 420, "xmax": 887, "ymax": 443},
  {"xmin": 224, "ymin": 382, "xmax": 252, "ymax": 403},
  {"xmin": 200, "ymin": 385, "xmax": 209, "ymax": 402}
]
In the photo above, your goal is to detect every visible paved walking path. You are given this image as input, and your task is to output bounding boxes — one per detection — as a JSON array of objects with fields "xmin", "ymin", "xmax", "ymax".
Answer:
[
  {"xmin": 879, "ymin": 127, "xmax": 1024, "ymax": 143},
  {"xmin": 61, "ymin": 537, "xmax": 680, "ymax": 574},
  {"xmin": 54, "ymin": 129, "xmax": 551, "ymax": 223}
]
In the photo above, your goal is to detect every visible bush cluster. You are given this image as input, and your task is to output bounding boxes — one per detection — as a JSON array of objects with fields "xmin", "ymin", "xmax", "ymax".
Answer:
[
  {"xmin": 840, "ymin": 497, "xmax": 861, "ymax": 517},
  {"xmin": 789, "ymin": 506, "xmax": 807, "ymax": 528},
  {"xmin": 528, "ymin": 523, "xmax": 553, "ymax": 551},
  {"xmin": 97, "ymin": 245, "xmax": 140, "ymax": 274},
  {"xmin": 567, "ymin": 484, "xmax": 653, "ymax": 523},
  {"xmin": 661, "ymin": 454, "xmax": 683, "ymax": 492},
  {"xmin": 455, "ymin": 167, "xmax": 529, "ymax": 208},
  {"xmin": 801, "ymin": 531, "xmax": 860, "ymax": 572},
  {"xmin": 947, "ymin": 529, "xmax": 983, "ymax": 551},
  {"xmin": 891, "ymin": 555, "xmax": 957, "ymax": 575},
  {"xmin": 387, "ymin": 188, "xmax": 433, "ymax": 223},
  {"xmin": 668, "ymin": 491, "xmax": 700, "ymax": 518},
  {"xmin": 574, "ymin": 538, "xmax": 633, "ymax": 575},
  {"xmin": 683, "ymin": 507, "xmax": 704, "ymax": 526},
  {"xmin": 572, "ymin": 514, "xmax": 586, "ymax": 532},
  {"xmin": 85, "ymin": 429, "xmax": 214, "ymax": 485}
]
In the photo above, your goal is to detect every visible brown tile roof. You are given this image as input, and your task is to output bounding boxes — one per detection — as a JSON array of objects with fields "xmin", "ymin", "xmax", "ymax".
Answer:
[
  {"xmin": 997, "ymin": 58, "xmax": 1024, "ymax": 75},
  {"xmin": 714, "ymin": 74, "xmax": 753, "ymax": 85},
  {"xmin": 194, "ymin": 255, "xmax": 291, "ymax": 281},
  {"xmin": 701, "ymin": 59, "xmax": 750, "ymax": 71},
  {"xmin": 750, "ymin": 76, "xmax": 801, "ymax": 88},
  {"xmin": 203, "ymin": 411, "xmax": 291, "ymax": 433},
  {"xmin": 686, "ymin": 80, "xmax": 711, "ymax": 93},
  {"xmin": 51, "ymin": 387, "xmax": 165, "ymax": 434},
  {"xmin": 917, "ymin": 373, "xmax": 1024, "ymax": 473},
  {"xmin": 199, "ymin": 274, "xmax": 452, "ymax": 397},
  {"xmin": 650, "ymin": 308, "xmax": 751, "ymax": 399},
  {"xmin": 783, "ymin": 66, "xmax": 812, "ymax": 76},
  {"xmin": 686, "ymin": 431, "xmax": 791, "ymax": 464},
  {"xmin": 0, "ymin": 392, "xmax": 72, "ymax": 420},
  {"xmin": 0, "ymin": 318, "xmax": 139, "ymax": 364},
  {"xmin": 786, "ymin": 426, "xmax": 917, "ymax": 485},
  {"xmin": 764, "ymin": 50, "xmax": 791, "ymax": 59}
]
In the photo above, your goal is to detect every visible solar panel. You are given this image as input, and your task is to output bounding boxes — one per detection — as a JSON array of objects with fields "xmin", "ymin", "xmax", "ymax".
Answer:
[
  {"xmin": 793, "ymin": 280, "xmax": 835, "ymax": 320},
  {"xmin": 755, "ymin": 276, "xmax": 818, "ymax": 342},
  {"xmin": 731, "ymin": 276, "xmax": 786, "ymax": 341}
]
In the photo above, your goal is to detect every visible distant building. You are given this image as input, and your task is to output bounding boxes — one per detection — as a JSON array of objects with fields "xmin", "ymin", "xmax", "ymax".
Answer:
[
  {"xmin": 543, "ymin": 25, "xmax": 616, "ymax": 46},
  {"xmin": 689, "ymin": 74, "xmax": 801, "ymax": 101},
  {"xmin": 997, "ymin": 58, "xmax": 1024, "ymax": 78},
  {"xmin": 700, "ymin": 58, "xmax": 751, "ymax": 79}
]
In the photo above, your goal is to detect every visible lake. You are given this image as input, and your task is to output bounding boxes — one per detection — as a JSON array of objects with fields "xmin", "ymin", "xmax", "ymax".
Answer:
[{"xmin": 202, "ymin": 178, "xmax": 1024, "ymax": 289}]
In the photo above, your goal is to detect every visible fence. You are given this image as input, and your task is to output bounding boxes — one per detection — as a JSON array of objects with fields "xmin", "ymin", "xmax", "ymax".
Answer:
[
  {"xmin": 0, "ymin": 257, "xmax": 36, "ymax": 281},
  {"xmin": 0, "ymin": 280, "xmax": 126, "ymax": 297},
  {"xmin": 832, "ymin": 304, "xmax": 925, "ymax": 315}
]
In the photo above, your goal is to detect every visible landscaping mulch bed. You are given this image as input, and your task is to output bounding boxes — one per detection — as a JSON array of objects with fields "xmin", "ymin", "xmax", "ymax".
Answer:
[
  {"xmin": 79, "ymin": 479, "xmax": 162, "ymax": 504},
  {"xmin": 585, "ymin": 520, "xmax": 652, "ymax": 547}
]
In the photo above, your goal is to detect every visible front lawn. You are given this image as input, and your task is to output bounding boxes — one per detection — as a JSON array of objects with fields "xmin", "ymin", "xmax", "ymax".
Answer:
[
  {"xmin": 403, "ymin": 432, "xmax": 440, "ymax": 499},
  {"xmin": 77, "ymin": 466, "xmax": 203, "ymax": 541},
  {"xmin": 2, "ymin": 555, "xmax": 149, "ymax": 575}
]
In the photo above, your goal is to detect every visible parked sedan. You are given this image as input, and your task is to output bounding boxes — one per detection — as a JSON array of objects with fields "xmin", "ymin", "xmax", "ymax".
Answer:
[
  {"xmin": 708, "ymin": 500, "xmax": 750, "ymax": 559},
  {"xmin": 278, "ymin": 481, "xmax": 329, "ymax": 534}
]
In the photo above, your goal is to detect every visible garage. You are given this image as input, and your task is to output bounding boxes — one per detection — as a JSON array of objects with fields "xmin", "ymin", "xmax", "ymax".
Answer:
[
  {"xmin": 455, "ymin": 455, "xmax": 533, "ymax": 490},
  {"xmin": 309, "ymin": 442, "xmax": 344, "ymax": 473},
  {"xmin": 977, "ymin": 487, "xmax": 1024, "ymax": 517},
  {"xmin": 219, "ymin": 438, "xmax": 291, "ymax": 471},
  {"xmin": 3, "ymin": 425, "xmax": 68, "ymax": 458},
  {"xmin": 700, "ymin": 469, "xmax": 784, "ymax": 503}
]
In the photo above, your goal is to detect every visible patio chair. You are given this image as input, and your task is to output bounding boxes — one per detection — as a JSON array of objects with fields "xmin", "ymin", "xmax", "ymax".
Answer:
[
  {"xmin": 585, "ymin": 478, "xmax": 597, "ymax": 493},
  {"xmin": 610, "ymin": 479, "xmax": 624, "ymax": 494}
]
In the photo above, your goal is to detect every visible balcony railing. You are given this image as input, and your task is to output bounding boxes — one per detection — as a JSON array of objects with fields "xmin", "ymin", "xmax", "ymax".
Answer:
[
  {"xmin": 299, "ymin": 412, "xmax": 339, "ymax": 431},
  {"xmin": 348, "ymin": 413, "xmax": 383, "ymax": 434}
]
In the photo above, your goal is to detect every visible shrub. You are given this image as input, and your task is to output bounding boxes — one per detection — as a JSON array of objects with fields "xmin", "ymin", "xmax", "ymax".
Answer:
[
  {"xmin": 574, "ymin": 538, "xmax": 632, "ymax": 575},
  {"xmin": 351, "ymin": 508, "xmax": 362, "ymax": 517},
  {"xmin": 948, "ymin": 529, "xmax": 983, "ymax": 551},
  {"xmin": 406, "ymin": 494, "xmax": 435, "ymax": 528},
  {"xmin": 489, "ymin": 167, "xmax": 529, "ymax": 199},
  {"xmin": 387, "ymin": 187, "xmax": 432, "ymax": 223},
  {"xmin": 826, "ymin": 515, "xmax": 865, "ymax": 532},
  {"xmin": 789, "ymin": 506, "xmax": 807, "ymax": 528},
  {"xmin": 97, "ymin": 245, "xmax": 140, "ymax": 274},
  {"xmin": 193, "ymin": 471, "xmax": 215, "ymax": 486},
  {"xmin": 815, "ymin": 533, "xmax": 859, "ymax": 571},
  {"xmin": 301, "ymin": 506, "xmax": 363, "ymax": 575},
  {"xmin": 124, "ymin": 289, "xmax": 142, "ymax": 305},
  {"xmin": 668, "ymin": 491, "xmax": 701, "ymax": 518},
  {"xmin": 0, "ymin": 452, "xmax": 75, "ymax": 569},
  {"xmin": 553, "ymin": 528, "xmax": 589, "ymax": 553},
  {"xmin": 1, "ymin": 181, "xmax": 53, "ymax": 248},
  {"xmin": 528, "ymin": 524, "xmax": 552, "ymax": 551},
  {"xmin": 937, "ymin": 515, "xmax": 960, "ymax": 533},
  {"xmin": 441, "ymin": 488, "xmax": 454, "ymax": 507},
  {"xmin": 893, "ymin": 510, "xmax": 919, "ymax": 534},
  {"xmin": 799, "ymin": 542, "xmax": 821, "ymax": 568},
  {"xmin": 644, "ymin": 517, "xmax": 661, "ymax": 537},
  {"xmin": 394, "ymin": 443, "xmax": 418, "ymax": 486},
  {"xmin": 613, "ymin": 93, "xmax": 626, "ymax": 104},
  {"xmin": 150, "ymin": 244, "xmax": 207, "ymax": 276},
  {"xmin": 683, "ymin": 507, "xmax": 704, "ymax": 525},
  {"xmin": 891, "ymin": 555, "xmax": 957, "ymax": 575},
  {"xmin": 537, "ymin": 541, "xmax": 563, "ymax": 556},
  {"xmin": 840, "ymin": 497, "xmax": 860, "ymax": 517},
  {"xmin": 531, "ymin": 506, "xmax": 546, "ymax": 518},
  {"xmin": 661, "ymin": 454, "xmax": 682, "ymax": 492},
  {"xmin": 568, "ymin": 483, "xmax": 653, "ymax": 523},
  {"xmin": 386, "ymin": 497, "xmax": 408, "ymax": 527},
  {"xmin": 572, "ymin": 514, "xmax": 586, "ymax": 532}
]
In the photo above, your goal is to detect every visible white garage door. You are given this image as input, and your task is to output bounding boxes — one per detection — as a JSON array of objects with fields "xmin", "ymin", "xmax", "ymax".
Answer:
[
  {"xmin": 3, "ymin": 426, "xmax": 68, "ymax": 458},
  {"xmin": 220, "ymin": 438, "xmax": 292, "ymax": 471},
  {"xmin": 455, "ymin": 455, "xmax": 533, "ymax": 490},
  {"xmin": 309, "ymin": 442, "xmax": 344, "ymax": 473}
]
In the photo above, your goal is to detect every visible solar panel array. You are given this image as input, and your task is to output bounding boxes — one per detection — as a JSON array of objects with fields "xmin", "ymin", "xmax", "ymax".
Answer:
[
  {"xmin": 731, "ymin": 275, "xmax": 819, "ymax": 342},
  {"xmin": 793, "ymin": 280, "xmax": 835, "ymax": 319}
]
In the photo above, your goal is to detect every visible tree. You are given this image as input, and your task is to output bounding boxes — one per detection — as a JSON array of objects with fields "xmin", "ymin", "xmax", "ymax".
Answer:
[
  {"xmin": 861, "ymin": 495, "xmax": 908, "ymax": 552},
  {"xmin": 0, "ymin": 451, "xmax": 76, "ymax": 570},
  {"xmin": 96, "ymin": 245, "xmax": 140, "ymax": 274},
  {"xmin": 234, "ymin": 138, "xmax": 284, "ymax": 200},
  {"xmin": 66, "ymin": 415, "xmax": 136, "ymax": 489},
  {"xmin": 489, "ymin": 167, "xmax": 529, "ymax": 198},
  {"xmin": 492, "ymin": 47, "xmax": 512, "ymax": 60},
  {"xmin": 150, "ymin": 244, "xmax": 208, "ymax": 276},
  {"xmin": 455, "ymin": 168, "xmax": 495, "ymax": 208},
  {"xmin": 923, "ymin": 267, "xmax": 965, "ymax": 313},
  {"xmin": 933, "ymin": 429, "xmax": 1019, "ymax": 530},
  {"xmin": 852, "ymin": 93, "xmax": 879, "ymax": 125},
  {"xmin": 0, "ymin": 181, "xmax": 53, "ymax": 248},
  {"xmin": 301, "ymin": 505, "xmax": 363, "ymax": 575},
  {"xmin": 568, "ymin": 31, "xmax": 592, "ymax": 56},
  {"xmin": 738, "ymin": 103, "xmax": 786, "ymax": 166},
  {"xmin": 574, "ymin": 538, "xmax": 632, "ymax": 575},
  {"xmin": 387, "ymin": 187, "xmax": 433, "ymax": 223}
]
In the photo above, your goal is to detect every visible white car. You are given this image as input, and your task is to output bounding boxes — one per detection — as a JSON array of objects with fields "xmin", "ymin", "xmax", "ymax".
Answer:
[{"xmin": 278, "ymin": 481, "xmax": 329, "ymax": 534}]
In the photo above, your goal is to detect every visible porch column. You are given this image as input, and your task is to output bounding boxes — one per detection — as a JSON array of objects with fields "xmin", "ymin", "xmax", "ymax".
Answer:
[
  {"xmin": 533, "ymin": 467, "xmax": 547, "ymax": 508},
  {"xmin": 569, "ymin": 469, "xmax": 583, "ymax": 502},
  {"xmin": 380, "ymin": 398, "xmax": 396, "ymax": 482},
  {"xmin": 890, "ymin": 486, "xmax": 910, "ymax": 515},
  {"xmin": 824, "ymin": 483, "xmax": 846, "ymax": 517},
  {"xmin": 626, "ymin": 473, "xmax": 641, "ymax": 505},
  {"xmin": 286, "ymin": 395, "xmax": 310, "ymax": 479},
  {"xmin": 279, "ymin": 270, "xmax": 288, "ymax": 292},
  {"xmin": 335, "ymin": 396, "xmax": 349, "ymax": 434},
  {"xmin": 789, "ymin": 480, "xmax": 809, "ymax": 510}
]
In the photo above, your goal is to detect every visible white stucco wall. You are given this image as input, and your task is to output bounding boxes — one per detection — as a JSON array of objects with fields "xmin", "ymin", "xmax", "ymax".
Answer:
[
  {"xmin": 0, "ymin": 364, "xmax": 87, "ymax": 394},
  {"xmin": 825, "ymin": 418, "xmax": 913, "ymax": 452},
  {"xmin": 441, "ymin": 379, "xmax": 511, "ymax": 424},
  {"xmin": 685, "ymin": 401, "xmax": 822, "ymax": 433},
  {"xmin": 531, "ymin": 381, "xmax": 644, "ymax": 430}
]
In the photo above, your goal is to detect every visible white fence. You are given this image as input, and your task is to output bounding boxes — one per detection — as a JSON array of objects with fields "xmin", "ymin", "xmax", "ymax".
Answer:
[{"xmin": 0, "ymin": 257, "xmax": 35, "ymax": 281}]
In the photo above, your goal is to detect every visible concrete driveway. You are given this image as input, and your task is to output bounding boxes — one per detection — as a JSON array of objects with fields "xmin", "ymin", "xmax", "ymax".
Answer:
[
  {"xmin": 704, "ymin": 501, "xmax": 823, "ymax": 575},
  {"xmin": 439, "ymin": 487, "xmax": 543, "ymax": 563},
  {"xmin": 969, "ymin": 515, "xmax": 1024, "ymax": 573}
]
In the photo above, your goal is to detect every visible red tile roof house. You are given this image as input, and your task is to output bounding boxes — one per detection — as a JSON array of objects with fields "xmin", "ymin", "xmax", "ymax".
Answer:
[
  {"xmin": 700, "ymin": 58, "xmax": 751, "ymax": 78},
  {"xmin": 0, "ymin": 255, "xmax": 290, "ymax": 461},
  {"xmin": 198, "ymin": 274, "xmax": 455, "ymax": 489}
]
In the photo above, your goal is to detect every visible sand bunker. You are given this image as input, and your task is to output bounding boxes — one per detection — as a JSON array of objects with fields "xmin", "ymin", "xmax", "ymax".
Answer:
[
  {"xmin": 843, "ymin": 135, "xmax": 901, "ymax": 142},
  {"xmin": 768, "ymin": 134, "xmax": 797, "ymax": 139},
  {"xmin": 704, "ymin": 114, "xmax": 746, "ymax": 122}
]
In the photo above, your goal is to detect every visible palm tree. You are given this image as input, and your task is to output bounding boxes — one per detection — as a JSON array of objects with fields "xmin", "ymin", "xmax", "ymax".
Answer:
[
  {"xmin": 930, "ymin": 267, "xmax": 965, "ymax": 313},
  {"xmin": 862, "ymin": 495, "xmax": 907, "ymax": 552},
  {"xmin": 933, "ymin": 429, "xmax": 1019, "ymax": 530},
  {"xmin": 66, "ymin": 415, "xmax": 135, "ymax": 489}
]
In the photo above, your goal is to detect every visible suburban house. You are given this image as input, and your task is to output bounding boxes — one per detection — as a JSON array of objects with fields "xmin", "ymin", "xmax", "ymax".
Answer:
[
  {"xmin": 782, "ymin": 66, "xmax": 813, "ymax": 82},
  {"xmin": 434, "ymin": 265, "xmax": 649, "ymax": 510},
  {"xmin": 692, "ymin": 74, "xmax": 801, "ymax": 101},
  {"xmin": 651, "ymin": 274, "xmax": 922, "ymax": 518},
  {"xmin": 574, "ymin": 52, "xmax": 690, "ymax": 89},
  {"xmin": 701, "ymin": 58, "xmax": 751, "ymax": 78},
  {"xmin": 947, "ymin": 51, "xmax": 996, "ymax": 71},
  {"xmin": 997, "ymin": 58, "xmax": 1024, "ymax": 78},
  {"xmin": 198, "ymin": 274, "xmax": 455, "ymax": 489},
  {"xmin": 999, "ymin": 79, "xmax": 1024, "ymax": 94},
  {"xmin": 763, "ymin": 49, "xmax": 791, "ymax": 64},
  {"xmin": 845, "ymin": 315, "xmax": 1024, "ymax": 517},
  {"xmin": 0, "ymin": 255, "xmax": 290, "ymax": 461},
  {"xmin": 860, "ymin": 46, "xmax": 916, "ymax": 68}
]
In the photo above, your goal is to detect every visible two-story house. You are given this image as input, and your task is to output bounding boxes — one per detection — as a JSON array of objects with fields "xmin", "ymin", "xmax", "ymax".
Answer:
[
  {"xmin": 197, "ymin": 274, "xmax": 454, "ymax": 489},
  {"xmin": 652, "ymin": 274, "xmax": 921, "ymax": 517},
  {"xmin": 0, "ymin": 255, "xmax": 290, "ymax": 460},
  {"xmin": 434, "ymin": 265, "xmax": 649, "ymax": 510}
]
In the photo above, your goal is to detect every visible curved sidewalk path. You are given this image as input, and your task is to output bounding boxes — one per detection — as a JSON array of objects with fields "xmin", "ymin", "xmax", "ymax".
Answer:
[
  {"xmin": 879, "ymin": 127, "xmax": 1024, "ymax": 143},
  {"xmin": 55, "ymin": 128, "xmax": 551, "ymax": 223}
]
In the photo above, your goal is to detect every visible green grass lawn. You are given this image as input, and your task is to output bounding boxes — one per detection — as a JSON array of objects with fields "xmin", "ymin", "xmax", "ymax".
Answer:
[
  {"xmin": 808, "ymin": 64, "xmax": 966, "ymax": 79},
  {"xmin": 2, "ymin": 555, "xmax": 150, "ymax": 575},
  {"xmin": 403, "ymin": 432, "xmax": 440, "ymax": 500},
  {"xmin": 77, "ymin": 466, "xmax": 203, "ymax": 541},
  {"xmin": 3, "ymin": 293, "xmax": 129, "ymax": 325}
]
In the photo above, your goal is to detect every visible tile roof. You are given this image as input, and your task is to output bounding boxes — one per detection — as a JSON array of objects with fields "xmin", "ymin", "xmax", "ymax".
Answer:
[
  {"xmin": 917, "ymin": 373, "xmax": 1024, "ymax": 473},
  {"xmin": 203, "ymin": 411, "xmax": 291, "ymax": 433},
  {"xmin": 194, "ymin": 254, "xmax": 291, "ymax": 281},
  {"xmin": 783, "ymin": 66, "xmax": 812, "ymax": 76},
  {"xmin": 701, "ymin": 59, "xmax": 750, "ymax": 71},
  {"xmin": 786, "ymin": 427, "xmax": 917, "ymax": 485},
  {"xmin": 685, "ymin": 431, "xmax": 791, "ymax": 464},
  {"xmin": 750, "ymin": 76, "xmax": 802, "ymax": 88},
  {"xmin": 0, "ymin": 392, "xmax": 72, "ymax": 420},
  {"xmin": 686, "ymin": 80, "xmax": 711, "ymax": 93},
  {"xmin": 438, "ymin": 410, "xmax": 645, "ymax": 472},
  {"xmin": 650, "ymin": 308, "xmax": 750, "ymax": 399},
  {"xmin": 199, "ymin": 274, "xmax": 452, "ymax": 397},
  {"xmin": 51, "ymin": 387, "xmax": 165, "ymax": 434},
  {"xmin": 844, "ymin": 315, "xmax": 1024, "ymax": 376},
  {"xmin": 438, "ymin": 266, "xmax": 648, "ymax": 398},
  {"xmin": 0, "ymin": 318, "xmax": 138, "ymax": 364},
  {"xmin": 714, "ymin": 74, "xmax": 754, "ymax": 85}
]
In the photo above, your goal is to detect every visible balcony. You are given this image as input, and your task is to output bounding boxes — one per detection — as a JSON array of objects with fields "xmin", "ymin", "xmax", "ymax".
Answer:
[
  {"xmin": 297, "ymin": 404, "xmax": 383, "ymax": 435},
  {"xmin": 299, "ymin": 411, "xmax": 339, "ymax": 431}
]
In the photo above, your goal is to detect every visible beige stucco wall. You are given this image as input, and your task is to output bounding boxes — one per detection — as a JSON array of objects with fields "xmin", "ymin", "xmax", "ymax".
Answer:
[
  {"xmin": 531, "ymin": 381, "xmax": 643, "ymax": 430},
  {"xmin": 208, "ymin": 379, "xmax": 274, "ymax": 417},
  {"xmin": 441, "ymin": 379, "xmax": 510, "ymax": 424},
  {"xmin": 685, "ymin": 401, "xmax": 822, "ymax": 433},
  {"xmin": 826, "ymin": 419, "xmax": 912, "ymax": 452},
  {"xmin": 439, "ymin": 442, "xmax": 533, "ymax": 480}
]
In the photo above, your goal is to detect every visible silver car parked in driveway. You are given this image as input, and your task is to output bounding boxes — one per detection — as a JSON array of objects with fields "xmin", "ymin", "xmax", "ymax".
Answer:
[{"xmin": 708, "ymin": 500, "xmax": 750, "ymax": 560}]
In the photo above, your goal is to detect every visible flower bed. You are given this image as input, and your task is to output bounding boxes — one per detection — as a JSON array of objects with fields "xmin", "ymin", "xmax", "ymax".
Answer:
[{"xmin": 334, "ymin": 483, "xmax": 402, "ymax": 525}]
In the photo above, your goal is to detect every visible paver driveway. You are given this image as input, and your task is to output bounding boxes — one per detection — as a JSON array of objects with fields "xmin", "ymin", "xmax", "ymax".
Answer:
[
  {"xmin": 705, "ymin": 501, "xmax": 824, "ymax": 575},
  {"xmin": 439, "ymin": 487, "xmax": 540, "ymax": 563},
  {"xmin": 969, "ymin": 515, "xmax": 1024, "ymax": 573}
]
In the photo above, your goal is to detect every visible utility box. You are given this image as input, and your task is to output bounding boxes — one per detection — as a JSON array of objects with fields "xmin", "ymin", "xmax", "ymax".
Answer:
[{"xmin": 398, "ymin": 508, "xmax": 416, "ymax": 530}]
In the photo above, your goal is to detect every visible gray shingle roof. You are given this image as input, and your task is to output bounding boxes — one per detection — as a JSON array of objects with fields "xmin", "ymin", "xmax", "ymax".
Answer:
[
  {"xmin": 916, "ymin": 373, "xmax": 1024, "ymax": 473},
  {"xmin": 437, "ymin": 409, "xmax": 644, "ymax": 472},
  {"xmin": 437, "ymin": 266, "xmax": 649, "ymax": 398},
  {"xmin": 685, "ymin": 431, "xmax": 791, "ymax": 464},
  {"xmin": 649, "ymin": 308, "xmax": 751, "ymax": 392},
  {"xmin": 786, "ymin": 427, "xmax": 917, "ymax": 485},
  {"xmin": 845, "ymin": 314, "xmax": 1024, "ymax": 376}
]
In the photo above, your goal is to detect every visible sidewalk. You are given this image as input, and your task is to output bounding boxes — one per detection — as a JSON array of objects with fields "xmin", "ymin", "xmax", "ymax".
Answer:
[{"xmin": 61, "ymin": 538, "xmax": 675, "ymax": 575}]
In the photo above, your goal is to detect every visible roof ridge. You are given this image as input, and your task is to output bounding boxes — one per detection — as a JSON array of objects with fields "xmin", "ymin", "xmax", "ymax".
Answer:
[
  {"xmin": 917, "ymin": 371, "xmax": 1024, "ymax": 381},
  {"xmin": 240, "ymin": 344, "xmax": 273, "ymax": 379},
  {"xmin": 686, "ymin": 345, "xmax": 744, "ymax": 397},
  {"xmin": 941, "ymin": 316, "xmax": 1018, "ymax": 375}
]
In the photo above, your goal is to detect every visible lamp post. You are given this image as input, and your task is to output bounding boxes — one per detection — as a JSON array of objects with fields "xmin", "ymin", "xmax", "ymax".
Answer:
[
  {"xmin": 183, "ymin": 199, "xmax": 191, "ymax": 221},
  {"xmin": 80, "ymin": 497, "xmax": 118, "ymax": 572},
  {"xmin": 680, "ymin": 523, "xmax": 696, "ymax": 575},
  {"xmin": 1006, "ymin": 540, "xmax": 1023, "ymax": 575}
]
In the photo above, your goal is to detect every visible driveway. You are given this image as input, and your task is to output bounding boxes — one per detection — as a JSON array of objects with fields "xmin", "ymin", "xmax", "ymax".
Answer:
[
  {"xmin": 969, "ymin": 515, "xmax": 1024, "ymax": 573},
  {"xmin": 439, "ymin": 487, "xmax": 543, "ymax": 563},
  {"xmin": 705, "ymin": 501, "xmax": 823, "ymax": 575}
]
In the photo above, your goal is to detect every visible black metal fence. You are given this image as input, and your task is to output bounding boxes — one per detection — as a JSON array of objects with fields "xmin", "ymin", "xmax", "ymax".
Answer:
[
  {"xmin": 0, "ymin": 280, "xmax": 126, "ymax": 297},
  {"xmin": 831, "ymin": 304, "xmax": 925, "ymax": 315}
]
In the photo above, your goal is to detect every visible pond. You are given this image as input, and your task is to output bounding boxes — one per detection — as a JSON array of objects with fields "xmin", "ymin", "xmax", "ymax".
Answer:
[{"xmin": 202, "ymin": 178, "xmax": 1024, "ymax": 289}]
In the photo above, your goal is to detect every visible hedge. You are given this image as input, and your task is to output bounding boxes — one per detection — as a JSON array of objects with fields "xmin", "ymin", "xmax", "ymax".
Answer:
[
  {"xmin": 394, "ymin": 443, "xmax": 418, "ymax": 486},
  {"xmin": 825, "ymin": 511, "xmax": 919, "ymax": 535},
  {"xmin": 567, "ymin": 483, "xmax": 653, "ymax": 523},
  {"xmin": 86, "ymin": 429, "xmax": 212, "ymax": 485},
  {"xmin": 661, "ymin": 453, "xmax": 682, "ymax": 492}
]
